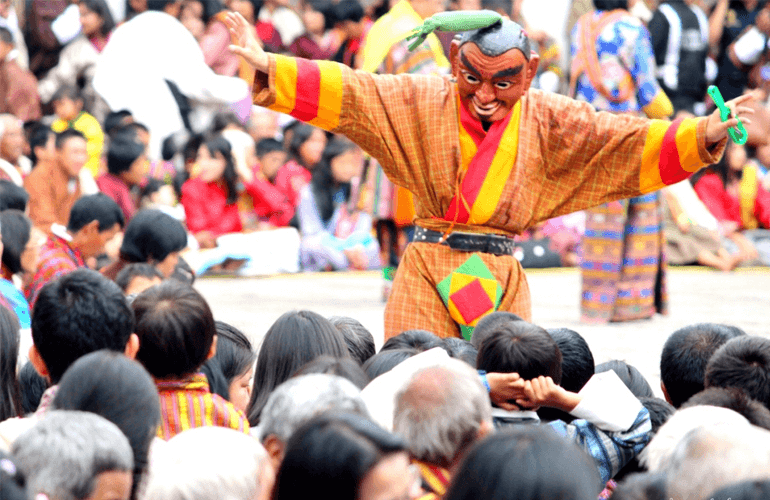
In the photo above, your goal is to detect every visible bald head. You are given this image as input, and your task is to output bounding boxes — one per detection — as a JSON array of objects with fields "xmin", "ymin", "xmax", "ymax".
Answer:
[
  {"xmin": 457, "ymin": 17, "xmax": 530, "ymax": 59},
  {"xmin": 394, "ymin": 359, "xmax": 491, "ymax": 468}
]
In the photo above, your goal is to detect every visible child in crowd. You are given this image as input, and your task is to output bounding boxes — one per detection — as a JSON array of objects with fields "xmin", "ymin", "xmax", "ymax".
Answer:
[
  {"xmin": 276, "ymin": 124, "xmax": 327, "ymax": 208},
  {"xmin": 181, "ymin": 135, "xmax": 300, "ymax": 276},
  {"xmin": 297, "ymin": 138, "xmax": 379, "ymax": 271},
  {"xmin": 140, "ymin": 178, "xmax": 185, "ymax": 221},
  {"xmin": 96, "ymin": 136, "xmax": 147, "ymax": 222},
  {"xmin": 131, "ymin": 280, "xmax": 250, "ymax": 440},
  {"xmin": 50, "ymin": 86, "xmax": 104, "ymax": 180},
  {"xmin": 289, "ymin": 0, "xmax": 340, "ymax": 60},
  {"xmin": 115, "ymin": 263, "xmax": 164, "ymax": 296}
]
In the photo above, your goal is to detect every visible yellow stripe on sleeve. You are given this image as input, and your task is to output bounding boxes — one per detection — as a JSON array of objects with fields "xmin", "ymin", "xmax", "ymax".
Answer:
[
  {"xmin": 309, "ymin": 60, "xmax": 344, "ymax": 131},
  {"xmin": 272, "ymin": 55, "xmax": 298, "ymax": 115},
  {"xmin": 639, "ymin": 120, "xmax": 669, "ymax": 193},
  {"xmin": 674, "ymin": 118, "xmax": 703, "ymax": 173}
]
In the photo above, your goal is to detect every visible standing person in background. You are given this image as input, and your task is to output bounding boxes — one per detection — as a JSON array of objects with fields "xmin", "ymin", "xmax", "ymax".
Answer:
[
  {"xmin": 572, "ymin": 0, "xmax": 674, "ymax": 323},
  {"xmin": 23, "ymin": 0, "xmax": 67, "ymax": 79},
  {"xmin": 37, "ymin": 0, "xmax": 115, "ymax": 123},
  {"xmin": 709, "ymin": 0, "xmax": 762, "ymax": 101},
  {"xmin": 649, "ymin": 0, "xmax": 710, "ymax": 117}
]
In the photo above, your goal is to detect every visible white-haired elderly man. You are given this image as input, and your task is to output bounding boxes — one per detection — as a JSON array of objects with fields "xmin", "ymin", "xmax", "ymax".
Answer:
[
  {"xmin": 256, "ymin": 373, "xmax": 371, "ymax": 470},
  {"xmin": 393, "ymin": 358, "xmax": 652, "ymax": 498},
  {"xmin": 0, "ymin": 114, "xmax": 28, "ymax": 186},
  {"xmin": 144, "ymin": 427, "xmax": 274, "ymax": 500},
  {"xmin": 12, "ymin": 410, "xmax": 134, "ymax": 500}
]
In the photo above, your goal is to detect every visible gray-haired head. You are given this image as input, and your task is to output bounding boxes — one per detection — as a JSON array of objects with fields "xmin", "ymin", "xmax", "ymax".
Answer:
[
  {"xmin": 394, "ymin": 358, "xmax": 492, "ymax": 468},
  {"xmin": 12, "ymin": 410, "xmax": 133, "ymax": 500},
  {"xmin": 258, "ymin": 373, "xmax": 370, "ymax": 443},
  {"xmin": 145, "ymin": 427, "xmax": 271, "ymax": 500},
  {"xmin": 457, "ymin": 18, "xmax": 531, "ymax": 59}
]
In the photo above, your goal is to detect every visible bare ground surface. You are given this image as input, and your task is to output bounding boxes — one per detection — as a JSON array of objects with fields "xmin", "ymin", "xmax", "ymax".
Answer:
[{"xmin": 195, "ymin": 266, "xmax": 770, "ymax": 397}]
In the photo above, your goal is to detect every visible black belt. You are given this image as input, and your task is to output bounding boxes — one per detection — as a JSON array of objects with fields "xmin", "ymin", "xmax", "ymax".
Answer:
[{"xmin": 412, "ymin": 227, "xmax": 514, "ymax": 256}]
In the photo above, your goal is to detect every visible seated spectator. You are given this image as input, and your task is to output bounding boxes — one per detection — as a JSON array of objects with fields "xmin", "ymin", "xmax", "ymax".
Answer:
[
  {"xmin": 332, "ymin": 0, "xmax": 371, "ymax": 68},
  {"xmin": 289, "ymin": 0, "xmax": 340, "ymax": 60},
  {"xmin": 196, "ymin": 0, "xmax": 240, "ymax": 77},
  {"xmin": 275, "ymin": 124, "xmax": 326, "ymax": 209},
  {"xmin": 683, "ymin": 387, "xmax": 770, "ymax": 430},
  {"xmin": 469, "ymin": 311, "xmax": 524, "ymax": 349},
  {"xmin": 329, "ymin": 315, "xmax": 376, "ymax": 366},
  {"xmin": 0, "ymin": 305, "xmax": 21, "ymax": 422},
  {"xmin": 52, "ymin": 351, "xmax": 161, "ymax": 500},
  {"xmin": 0, "ymin": 115, "xmax": 27, "ymax": 185},
  {"xmin": 246, "ymin": 310, "xmax": 349, "ymax": 426},
  {"xmin": 97, "ymin": 136, "xmax": 147, "ymax": 222},
  {"xmin": 393, "ymin": 359, "xmax": 493, "ymax": 497},
  {"xmin": 539, "ymin": 327, "xmax": 595, "ymax": 423},
  {"xmin": 476, "ymin": 322, "xmax": 652, "ymax": 484},
  {"xmin": 181, "ymin": 135, "xmax": 300, "ymax": 276},
  {"xmin": 705, "ymin": 336, "xmax": 770, "ymax": 409},
  {"xmin": 272, "ymin": 413, "xmax": 418, "ymax": 500},
  {"xmin": 139, "ymin": 178, "xmax": 185, "ymax": 221},
  {"xmin": 693, "ymin": 142, "xmax": 770, "ymax": 265},
  {"xmin": 0, "ymin": 210, "xmax": 45, "ymax": 334},
  {"xmin": 0, "ymin": 180, "xmax": 28, "ymax": 211},
  {"xmin": 179, "ymin": 0, "xmax": 206, "ymax": 41},
  {"xmin": 256, "ymin": 0, "xmax": 305, "ymax": 48},
  {"xmin": 50, "ymin": 86, "xmax": 104, "ymax": 180},
  {"xmin": 25, "ymin": 123, "xmax": 54, "ymax": 172},
  {"xmin": 381, "ymin": 329, "xmax": 444, "ymax": 353},
  {"xmin": 37, "ymin": 0, "xmax": 114, "ymax": 123},
  {"xmin": 100, "ymin": 208, "xmax": 187, "ymax": 280},
  {"xmin": 595, "ymin": 360, "xmax": 654, "ymax": 399},
  {"xmin": 24, "ymin": 129, "xmax": 87, "ymax": 234},
  {"xmin": 0, "ymin": 27, "xmax": 41, "ymax": 122},
  {"xmin": 25, "ymin": 193, "xmax": 124, "ymax": 308},
  {"xmin": 0, "ymin": 450, "xmax": 26, "ymax": 500},
  {"xmin": 663, "ymin": 425, "xmax": 770, "ymax": 500},
  {"xmin": 250, "ymin": 137, "xmax": 295, "ymax": 228},
  {"xmin": 131, "ymin": 280, "xmax": 249, "ymax": 439},
  {"xmin": 258, "ymin": 374, "xmax": 369, "ymax": 469},
  {"xmin": 444, "ymin": 426, "xmax": 602, "ymax": 500},
  {"xmin": 363, "ymin": 348, "xmax": 419, "ymax": 380},
  {"xmin": 202, "ymin": 321, "xmax": 256, "ymax": 413},
  {"xmin": 11, "ymin": 411, "xmax": 134, "ymax": 500},
  {"xmin": 103, "ymin": 109, "xmax": 134, "ymax": 138},
  {"xmin": 17, "ymin": 362, "xmax": 47, "ymax": 416},
  {"xmin": 248, "ymin": 107, "xmax": 282, "ymax": 143},
  {"xmin": 115, "ymin": 263, "xmax": 164, "ymax": 296},
  {"xmin": 144, "ymin": 427, "xmax": 275, "ymax": 500},
  {"xmin": 660, "ymin": 323, "xmax": 745, "ymax": 408},
  {"xmin": 294, "ymin": 356, "xmax": 370, "ymax": 389},
  {"xmin": 442, "ymin": 338, "xmax": 478, "ymax": 367},
  {"xmin": 663, "ymin": 180, "xmax": 743, "ymax": 270},
  {"xmin": 298, "ymin": 138, "xmax": 379, "ymax": 271}
]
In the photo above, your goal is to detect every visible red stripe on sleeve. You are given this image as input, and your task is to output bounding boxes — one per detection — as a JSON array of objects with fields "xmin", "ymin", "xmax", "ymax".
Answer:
[
  {"xmin": 292, "ymin": 58, "xmax": 321, "ymax": 122},
  {"xmin": 658, "ymin": 118, "xmax": 685, "ymax": 186}
]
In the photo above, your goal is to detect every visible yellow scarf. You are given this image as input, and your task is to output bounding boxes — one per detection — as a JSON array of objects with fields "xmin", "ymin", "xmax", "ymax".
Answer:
[
  {"xmin": 740, "ymin": 163, "xmax": 759, "ymax": 230},
  {"xmin": 360, "ymin": 0, "xmax": 449, "ymax": 73}
]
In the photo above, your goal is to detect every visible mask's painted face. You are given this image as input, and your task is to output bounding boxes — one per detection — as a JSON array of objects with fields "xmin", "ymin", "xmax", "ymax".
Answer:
[{"xmin": 452, "ymin": 42, "xmax": 538, "ymax": 123}]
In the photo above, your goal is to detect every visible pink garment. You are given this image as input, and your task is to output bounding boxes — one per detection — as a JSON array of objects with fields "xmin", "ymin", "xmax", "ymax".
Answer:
[{"xmin": 201, "ymin": 19, "xmax": 239, "ymax": 76}]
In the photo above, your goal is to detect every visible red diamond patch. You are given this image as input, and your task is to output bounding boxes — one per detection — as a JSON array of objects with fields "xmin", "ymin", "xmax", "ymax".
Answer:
[{"xmin": 449, "ymin": 278, "xmax": 494, "ymax": 324}]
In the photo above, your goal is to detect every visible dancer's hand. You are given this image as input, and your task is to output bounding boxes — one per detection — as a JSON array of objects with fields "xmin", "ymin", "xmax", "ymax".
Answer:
[
  {"xmin": 226, "ymin": 11, "xmax": 268, "ymax": 72},
  {"xmin": 705, "ymin": 91, "xmax": 757, "ymax": 146}
]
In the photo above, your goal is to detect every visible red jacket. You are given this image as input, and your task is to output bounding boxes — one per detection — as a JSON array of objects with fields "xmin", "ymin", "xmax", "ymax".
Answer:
[
  {"xmin": 694, "ymin": 172, "xmax": 770, "ymax": 229},
  {"xmin": 274, "ymin": 160, "xmax": 311, "ymax": 209},
  {"xmin": 181, "ymin": 179, "xmax": 242, "ymax": 236},
  {"xmin": 249, "ymin": 170, "xmax": 295, "ymax": 227}
]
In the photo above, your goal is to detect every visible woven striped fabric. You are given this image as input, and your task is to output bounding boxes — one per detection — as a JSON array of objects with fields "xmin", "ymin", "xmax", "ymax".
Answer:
[
  {"xmin": 25, "ymin": 236, "xmax": 85, "ymax": 310},
  {"xmin": 580, "ymin": 193, "xmax": 667, "ymax": 323},
  {"xmin": 156, "ymin": 373, "xmax": 250, "ymax": 440},
  {"xmin": 414, "ymin": 460, "xmax": 451, "ymax": 497}
]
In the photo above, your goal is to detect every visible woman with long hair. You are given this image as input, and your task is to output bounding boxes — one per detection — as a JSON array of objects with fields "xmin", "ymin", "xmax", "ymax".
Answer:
[
  {"xmin": 0, "ymin": 305, "xmax": 22, "ymax": 422},
  {"xmin": 297, "ymin": 138, "xmax": 380, "ymax": 271}
]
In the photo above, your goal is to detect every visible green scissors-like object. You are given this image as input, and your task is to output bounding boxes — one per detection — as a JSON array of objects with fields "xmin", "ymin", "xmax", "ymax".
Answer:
[{"xmin": 707, "ymin": 85, "xmax": 748, "ymax": 145}]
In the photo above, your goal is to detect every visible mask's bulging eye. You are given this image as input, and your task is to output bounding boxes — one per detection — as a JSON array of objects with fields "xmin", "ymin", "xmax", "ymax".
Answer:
[{"xmin": 462, "ymin": 72, "xmax": 479, "ymax": 85}]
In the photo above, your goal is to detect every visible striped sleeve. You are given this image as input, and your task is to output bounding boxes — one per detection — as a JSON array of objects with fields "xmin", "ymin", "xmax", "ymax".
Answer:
[
  {"xmin": 639, "ymin": 117, "xmax": 726, "ymax": 194},
  {"xmin": 261, "ymin": 55, "xmax": 344, "ymax": 131}
]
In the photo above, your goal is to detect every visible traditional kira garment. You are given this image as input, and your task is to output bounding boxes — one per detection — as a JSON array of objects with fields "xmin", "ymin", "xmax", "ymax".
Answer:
[
  {"xmin": 25, "ymin": 234, "xmax": 84, "ymax": 310},
  {"xmin": 251, "ymin": 55, "xmax": 725, "ymax": 339},
  {"xmin": 156, "ymin": 373, "xmax": 250, "ymax": 440}
]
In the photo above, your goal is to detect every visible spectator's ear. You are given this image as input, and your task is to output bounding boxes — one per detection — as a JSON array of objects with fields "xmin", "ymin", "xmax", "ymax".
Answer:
[
  {"xmin": 660, "ymin": 381, "xmax": 673, "ymax": 406},
  {"xmin": 206, "ymin": 335, "xmax": 218, "ymax": 360},
  {"xmin": 29, "ymin": 345, "xmax": 49, "ymax": 379},
  {"xmin": 124, "ymin": 333, "xmax": 140, "ymax": 359},
  {"xmin": 263, "ymin": 434, "xmax": 285, "ymax": 471}
]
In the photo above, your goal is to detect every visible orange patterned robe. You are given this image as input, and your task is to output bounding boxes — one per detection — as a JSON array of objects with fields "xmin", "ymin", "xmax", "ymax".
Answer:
[{"xmin": 251, "ymin": 55, "xmax": 726, "ymax": 339}]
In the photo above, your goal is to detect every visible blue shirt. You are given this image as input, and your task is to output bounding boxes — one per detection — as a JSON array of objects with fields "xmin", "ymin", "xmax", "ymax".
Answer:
[{"xmin": 0, "ymin": 278, "xmax": 31, "ymax": 329}]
